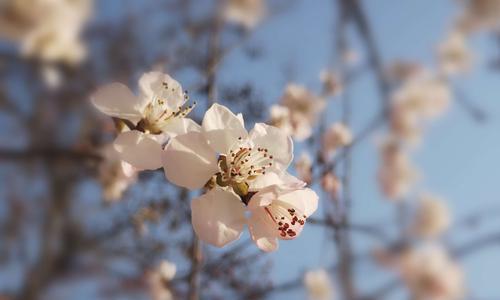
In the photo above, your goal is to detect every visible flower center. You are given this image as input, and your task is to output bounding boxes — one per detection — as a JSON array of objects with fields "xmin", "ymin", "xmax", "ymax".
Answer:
[
  {"xmin": 215, "ymin": 137, "xmax": 274, "ymax": 197},
  {"xmin": 221, "ymin": 141, "xmax": 273, "ymax": 181},
  {"xmin": 264, "ymin": 200, "xmax": 306, "ymax": 239},
  {"xmin": 139, "ymin": 82, "xmax": 195, "ymax": 134}
]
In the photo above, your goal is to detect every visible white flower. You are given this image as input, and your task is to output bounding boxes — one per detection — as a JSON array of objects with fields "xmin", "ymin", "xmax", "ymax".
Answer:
[
  {"xmin": 269, "ymin": 104, "xmax": 294, "ymax": 137},
  {"xmin": 0, "ymin": 0, "xmax": 92, "ymax": 64},
  {"xmin": 295, "ymin": 152, "xmax": 313, "ymax": 184},
  {"xmin": 321, "ymin": 172, "xmax": 341, "ymax": 199},
  {"xmin": 163, "ymin": 104, "xmax": 317, "ymax": 251},
  {"xmin": 321, "ymin": 122, "xmax": 352, "ymax": 158},
  {"xmin": 390, "ymin": 73, "xmax": 451, "ymax": 144},
  {"xmin": 438, "ymin": 31, "xmax": 472, "ymax": 76},
  {"xmin": 270, "ymin": 84, "xmax": 325, "ymax": 141},
  {"xmin": 304, "ymin": 269, "xmax": 334, "ymax": 300},
  {"xmin": 222, "ymin": 0, "xmax": 266, "ymax": 29},
  {"xmin": 412, "ymin": 194, "xmax": 451, "ymax": 238},
  {"xmin": 191, "ymin": 180, "xmax": 318, "ymax": 252},
  {"xmin": 158, "ymin": 260, "xmax": 176, "ymax": 281},
  {"xmin": 162, "ymin": 103, "xmax": 293, "ymax": 192},
  {"xmin": 399, "ymin": 244, "xmax": 464, "ymax": 300},
  {"xmin": 98, "ymin": 144, "xmax": 137, "ymax": 202},
  {"xmin": 377, "ymin": 140, "xmax": 418, "ymax": 200},
  {"xmin": 148, "ymin": 260, "xmax": 176, "ymax": 300},
  {"xmin": 92, "ymin": 72, "xmax": 198, "ymax": 170},
  {"xmin": 392, "ymin": 74, "xmax": 451, "ymax": 120}
]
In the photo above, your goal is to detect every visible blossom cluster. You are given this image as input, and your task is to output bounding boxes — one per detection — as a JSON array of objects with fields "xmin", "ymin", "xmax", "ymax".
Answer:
[
  {"xmin": 92, "ymin": 72, "xmax": 319, "ymax": 252},
  {"xmin": 0, "ymin": 0, "xmax": 92, "ymax": 65}
]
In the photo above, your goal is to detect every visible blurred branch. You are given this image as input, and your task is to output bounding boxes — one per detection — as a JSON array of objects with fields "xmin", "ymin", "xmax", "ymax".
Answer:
[
  {"xmin": 309, "ymin": 218, "xmax": 390, "ymax": 242},
  {"xmin": 0, "ymin": 148, "xmax": 101, "ymax": 162},
  {"xmin": 453, "ymin": 85, "xmax": 488, "ymax": 123},
  {"xmin": 343, "ymin": 0, "xmax": 390, "ymax": 113}
]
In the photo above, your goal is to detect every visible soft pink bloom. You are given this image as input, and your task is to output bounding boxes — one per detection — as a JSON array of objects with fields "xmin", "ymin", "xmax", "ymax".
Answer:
[
  {"xmin": 321, "ymin": 172, "xmax": 341, "ymax": 199},
  {"xmin": 191, "ymin": 178, "xmax": 318, "ymax": 252},
  {"xmin": 222, "ymin": 0, "xmax": 266, "ymax": 29},
  {"xmin": 304, "ymin": 269, "xmax": 334, "ymax": 300},
  {"xmin": 270, "ymin": 84, "xmax": 325, "ymax": 141},
  {"xmin": 98, "ymin": 144, "xmax": 137, "ymax": 202},
  {"xmin": 321, "ymin": 122, "xmax": 352, "ymax": 158},
  {"xmin": 163, "ymin": 103, "xmax": 293, "ymax": 192},
  {"xmin": 398, "ymin": 245, "xmax": 464, "ymax": 300},
  {"xmin": 295, "ymin": 152, "xmax": 313, "ymax": 184},
  {"xmin": 92, "ymin": 72, "xmax": 198, "ymax": 170},
  {"xmin": 411, "ymin": 194, "xmax": 451, "ymax": 238},
  {"xmin": 389, "ymin": 73, "xmax": 451, "ymax": 144},
  {"xmin": 438, "ymin": 31, "xmax": 472, "ymax": 76},
  {"xmin": 377, "ymin": 140, "xmax": 418, "ymax": 200}
]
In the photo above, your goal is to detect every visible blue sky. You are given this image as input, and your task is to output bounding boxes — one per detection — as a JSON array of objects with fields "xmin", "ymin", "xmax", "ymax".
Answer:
[{"xmin": 217, "ymin": 0, "xmax": 500, "ymax": 299}]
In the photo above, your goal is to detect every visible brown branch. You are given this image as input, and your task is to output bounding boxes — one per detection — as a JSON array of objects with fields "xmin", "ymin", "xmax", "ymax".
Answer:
[{"xmin": 308, "ymin": 218, "xmax": 390, "ymax": 242}]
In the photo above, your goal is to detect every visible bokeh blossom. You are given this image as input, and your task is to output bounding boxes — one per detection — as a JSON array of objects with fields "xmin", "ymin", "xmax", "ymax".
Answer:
[
  {"xmin": 438, "ymin": 31, "xmax": 472, "ymax": 76},
  {"xmin": 411, "ymin": 194, "xmax": 451, "ymax": 239},
  {"xmin": 222, "ymin": 0, "xmax": 266, "ymax": 29},
  {"xmin": 377, "ymin": 140, "xmax": 418, "ymax": 200},
  {"xmin": 304, "ymin": 269, "xmax": 334, "ymax": 300},
  {"xmin": 295, "ymin": 152, "xmax": 313, "ymax": 184},
  {"xmin": 270, "ymin": 84, "xmax": 325, "ymax": 141},
  {"xmin": 0, "ymin": 0, "xmax": 92, "ymax": 64},
  {"xmin": 399, "ymin": 245, "xmax": 464, "ymax": 300},
  {"xmin": 321, "ymin": 122, "xmax": 352, "ymax": 159},
  {"xmin": 390, "ymin": 73, "xmax": 451, "ymax": 144},
  {"xmin": 148, "ymin": 260, "xmax": 176, "ymax": 300},
  {"xmin": 98, "ymin": 144, "xmax": 137, "ymax": 202}
]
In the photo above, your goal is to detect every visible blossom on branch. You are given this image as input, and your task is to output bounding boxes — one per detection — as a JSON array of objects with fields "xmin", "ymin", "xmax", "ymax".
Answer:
[
  {"xmin": 321, "ymin": 122, "xmax": 352, "ymax": 159},
  {"xmin": 92, "ymin": 72, "xmax": 197, "ymax": 170},
  {"xmin": 162, "ymin": 103, "xmax": 318, "ymax": 251},
  {"xmin": 191, "ymin": 177, "xmax": 318, "ymax": 252},
  {"xmin": 438, "ymin": 31, "xmax": 472, "ymax": 76},
  {"xmin": 222, "ymin": 0, "xmax": 266, "ymax": 29},
  {"xmin": 377, "ymin": 140, "xmax": 418, "ymax": 200},
  {"xmin": 148, "ymin": 260, "xmax": 176, "ymax": 300},
  {"xmin": 295, "ymin": 152, "xmax": 313, "ymax": 184},
  {"xmin": 399, "ymin": 244, "xmax": 464, "ymax": 300},
  {"xmin": 303, "ymin": 269, "xmax": 334, "ymax": 300},
  {"xmin": 411, "ymin": 194, "xmax": 451, "ymax": 239},
  {"xmin": 390, "ymin": 74, "xmax": 451, "ymax": 144},
  {"xmin": 269, "ymin": 84, "xmax": 325, "ymax": 141},
  {"xmin": 0, "ymin": 0, "xmax": 92, "ymax": 64},
  {"xmin": 98, "ymin": 144, "xmax": 137, "ymax": 202}
]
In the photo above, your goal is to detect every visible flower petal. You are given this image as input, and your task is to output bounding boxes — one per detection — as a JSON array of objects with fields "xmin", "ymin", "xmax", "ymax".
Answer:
[
  {"xmin": 248, "ymin": 209, "xmax": 279, "ymax": 252},
  {"xmin": 114, "ymin": 130, "xmax": 163, "ymax": 171},
  {"xmin": 91, "ymin": 83, "xmax": 144, "ymax": 123},
  {"xmin": 248, "ymin": 172, "xmax": 305, "ymax": 192},
  {"xmin": 191, "ymin": 188, "xmax": 246, "ymax": 247},
  {"xmin": 139, "ymin": 72, "xmax": 185, "ymax": 111},
  {"xmin": 162, "ymin": 131, "xmax": 218, "ymax": 189},
  {"xmin": 248, "ymin": 172, "xmax": 283, "ymax": 191},
  {"xmin": 161, "ymin": 118, "xmax": 201, "ymax": 138},
  {"xmin": 279, "ymin": 188, "xmax": 319, "ymax": 217},
  {"xmin": 249, "ymin": 123, "xmax": 293, "ymax": 172},
  {"xmin": 202, "ymin": 103, "xmax": 248, "ymax": 154}
]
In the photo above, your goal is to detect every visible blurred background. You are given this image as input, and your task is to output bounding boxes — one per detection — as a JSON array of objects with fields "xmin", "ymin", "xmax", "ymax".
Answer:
[{"xmin": 0, "ymin": 0, "xmax": 500, "ymax": 299}]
